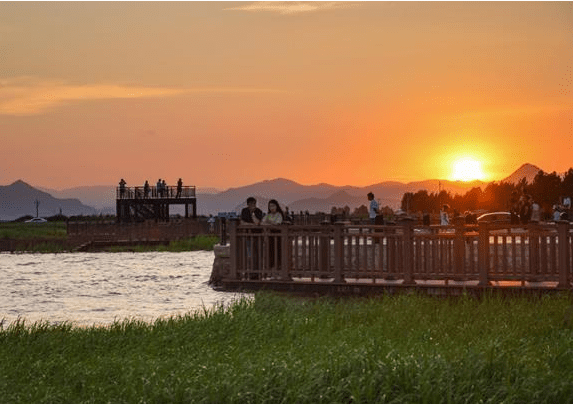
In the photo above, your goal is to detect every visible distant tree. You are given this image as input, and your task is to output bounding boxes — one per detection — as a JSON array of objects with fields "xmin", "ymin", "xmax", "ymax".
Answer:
[{"xmin": 353, "ymin": 205, "xmax": 368, "ymax": 217}]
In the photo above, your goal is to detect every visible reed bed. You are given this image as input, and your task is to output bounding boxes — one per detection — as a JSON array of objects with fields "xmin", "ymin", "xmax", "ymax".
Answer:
[
  {"xmin": 0, "ymin": 221, "xmax": 67, "ymax": 240},
  {"xmin": 104, "ymin": 235, "xmax": 220, "ymax": 253},
  {"xmin": 1, "ymin": 292, "xmax": 572, "ymax": 403}
]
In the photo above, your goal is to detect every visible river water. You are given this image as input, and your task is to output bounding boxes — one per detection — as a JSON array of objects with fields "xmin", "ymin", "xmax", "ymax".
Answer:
[{"xmin": 0, "ymin": 251, "xmax": 248, "ymax": 328}]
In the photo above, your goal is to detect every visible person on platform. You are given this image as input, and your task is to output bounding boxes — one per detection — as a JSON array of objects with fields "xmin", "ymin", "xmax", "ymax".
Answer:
[
  {"xmin": 119, "ymin": 179, "xmax": 126, "ymax": 198},
  {"xmin": 440, "ymin": 204, "xmax": 450, "ymax": 226},
  {"xmin": 367, "ymin": 192, "xmax": 379, "ymax": 225},
  {"xmin": 261, "ymin": 199, "xmax": 284, "ymax": 270},
  {"xmin": 240, "ymin": 197, "xmax": 263, "ymax": 225},
  {"xmin": 240, "ymin": 197, "xmax": 264, "ymax": 279},
  {"xmin": 261, "ymin": 199, "xmax": 284, "ymax": 226},
  {"xmin": 176, "ymin": 178, "xmax": 183, "ymax": 198},
  {"xmin": 156, "ymin": 179, "xmax": 162, "ymax": 198},
  {"xmin": 162, "ymin": 179, "xmax": 167, "ymax": 197},
  {"xmin": 143, "ymin": 180, "xmax": 150, "ymax": 198},
  {"xmin": 207, "ymin": 215, "xmax": 216, "ymax": 233}
]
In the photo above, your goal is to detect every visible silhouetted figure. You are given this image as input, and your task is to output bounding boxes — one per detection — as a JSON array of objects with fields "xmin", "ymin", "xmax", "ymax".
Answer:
[
  {"xmin": 156, "ymin": 179, "xmax": 162, "ymax": 198},
  {"xmin": 162, "ymin": 179, "xmax": 167, "ymax": 197},
  {"xmin": 143, "ymin": 180, "xmax": 150, "ymax": 198},
  {"xmin": 176, "ymin": 178, "xmax": 183, "ymax": 198},
  {"xmin": 119, "ymin": 179, "xmax": 126, "ymax": 198}
]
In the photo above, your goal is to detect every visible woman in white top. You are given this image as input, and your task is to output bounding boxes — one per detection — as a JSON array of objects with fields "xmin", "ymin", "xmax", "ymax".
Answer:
[
  {"xmin": 440, "ymin": 204, "xmax": 450, "ymax": 226},
  {"xmin": 262, "ymin": 199, "xmax": 284, "ymax": 270},
  {"xmin": 262, "ymin": 199, "xmax": 284, "ymax": 225}
]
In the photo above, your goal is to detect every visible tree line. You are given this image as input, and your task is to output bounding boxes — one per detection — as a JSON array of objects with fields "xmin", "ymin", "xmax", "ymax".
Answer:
[{"xmin": 400, "ymin": 168, "xmax": 573, "ymax": 220}]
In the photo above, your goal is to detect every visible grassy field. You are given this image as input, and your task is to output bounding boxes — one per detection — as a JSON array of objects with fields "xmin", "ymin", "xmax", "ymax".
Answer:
[
  {"xmin": 1, "ymin": 292, "xmax": 572, "ymax": 403},
  {"xmin": 0, "ymin": 221, "xmax": 219, "ymax": 252},
  {"xmin": 0, "ymin": 221, "xmax": 67, "ymax": 240}
]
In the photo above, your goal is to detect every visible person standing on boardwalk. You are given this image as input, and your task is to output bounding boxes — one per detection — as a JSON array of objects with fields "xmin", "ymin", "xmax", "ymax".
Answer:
[
  {"xmin": 440, "ymin": 204, "xmax": 450, "ymax": 226},
  {"xmin": 176, "ymin": 178, "xmax": 183, "ymax": 198},
  {"xmin": 367, "ymin": 192, "xmax": 379, "ymax": 225},
  {"xmin": 207, "ymin": 215, "xmax": 216, "ymax": 233},
  {"xmin": 143, "ymin": 180, "xmax": 150, "ymax": 198},
  {"xmin": 241, "ymin": 197, "xmax": 263, "ymax": 225},
  {"xmin": 262, "ymin": 199, "xmax": 284, "ymax": 270},
  {"xmin": 162, "ymin": 179, "xmax": 167, "ymax": 197},
  {"xmin": 240, "ymin": 197, "xmax": 263, "ymax": 279},
  {"xmin": 119, "ymin": 179, "xmax": 126, "ymax": 198}
]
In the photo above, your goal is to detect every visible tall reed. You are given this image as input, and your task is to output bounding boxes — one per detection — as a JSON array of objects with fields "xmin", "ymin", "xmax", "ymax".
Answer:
[{"xmin": 1, "ymin": 292, "xmax": 572, "ymax": 403}]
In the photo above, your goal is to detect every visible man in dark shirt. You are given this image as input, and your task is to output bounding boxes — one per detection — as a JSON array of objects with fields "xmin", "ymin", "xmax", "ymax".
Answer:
[
  {"xmin": 240, "ymin": 197, "xmax": 263, "ymax": 279},
  {"xmin": 240, "ymin": 197, "xmax": 263, "ymax": 225}
]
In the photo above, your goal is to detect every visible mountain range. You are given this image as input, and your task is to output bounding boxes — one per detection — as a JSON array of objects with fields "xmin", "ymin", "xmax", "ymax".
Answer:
[
  {"xmin": 0, "ymin": 163, "xmax": 544, "ymax": 220},
  {"xmin": 0, "ymin": 180, "xmax": 96, "ymax": 221}
]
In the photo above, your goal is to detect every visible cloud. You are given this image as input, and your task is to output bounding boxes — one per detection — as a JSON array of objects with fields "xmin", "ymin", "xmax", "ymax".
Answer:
[
  {"xmin": 224, "ymin": 1, "xmax": 354, "ymax": 15},
  {"xmin": 0, "ymin": 77, "xmax": 283, "ymax": 115}
]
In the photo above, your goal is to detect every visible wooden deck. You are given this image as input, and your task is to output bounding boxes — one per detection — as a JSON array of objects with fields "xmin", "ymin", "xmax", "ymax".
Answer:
[{"xmin": 213, "ymin": 220, "xmax": 573, "ymax": 296}]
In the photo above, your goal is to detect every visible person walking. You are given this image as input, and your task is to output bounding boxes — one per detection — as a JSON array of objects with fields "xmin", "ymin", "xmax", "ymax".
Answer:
[{"xmin": 367, "ymin": 192, "xmax": 379, "ymax": 225}]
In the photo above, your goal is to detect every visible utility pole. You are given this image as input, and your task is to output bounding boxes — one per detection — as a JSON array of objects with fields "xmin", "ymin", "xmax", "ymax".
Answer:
[{"xmin": 35, "ymin": 199, "xmax": 40, "ymax": 218}]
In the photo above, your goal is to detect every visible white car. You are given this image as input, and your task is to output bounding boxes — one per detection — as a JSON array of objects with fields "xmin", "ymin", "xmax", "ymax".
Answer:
[{"xmin": 25, "ymin": 217, "xmax": 47, "ymax": 223}]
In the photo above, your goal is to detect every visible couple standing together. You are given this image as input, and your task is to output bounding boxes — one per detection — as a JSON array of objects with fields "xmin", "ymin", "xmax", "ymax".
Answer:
[{"xmin": 240, "ymin": 197, "xmax": 284, "ymax": 226}]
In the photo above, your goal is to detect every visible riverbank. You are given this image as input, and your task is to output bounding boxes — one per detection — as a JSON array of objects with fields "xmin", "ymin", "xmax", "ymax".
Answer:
[{"xmin": 1, "ymin": 292, "xmax": 572, "ymax": 403}]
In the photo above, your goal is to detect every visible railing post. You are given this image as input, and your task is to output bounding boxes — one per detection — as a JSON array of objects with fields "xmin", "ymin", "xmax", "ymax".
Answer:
[
  {"xmin": 454, "ymin": 217, "xmax": 465, "ymax": 276},
  {"xmin": 402, "ymin": 220, "xmax": 415, "ymax": 285},
  {"xmin": 281, "ymin": 226, "xmax": 291, "ymax": 281},
  {"xmin": 528, "ymin": 222, "xmax": 540, "ymax": 277},
  {"xmin": 229, "ymin": 219, "xmax": 238, "ymax": 279},
  {"xmin": 333, "ymin": 223, "xmax": 345, "ymax": 283},
  {"xmin": 557, "ymin": 221, "xmax": 571, "ymax": 289},
  {"xmin": 220, "ymin": 217, "xmax": 227, "ymax": 246},
  {"xmin": 478, "ymin": 222, "xmax": 490, "ymax": 286}
]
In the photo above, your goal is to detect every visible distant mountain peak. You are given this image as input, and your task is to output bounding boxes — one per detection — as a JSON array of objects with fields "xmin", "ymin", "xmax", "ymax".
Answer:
[
  {"xmin": 501, "ymin": 163, "xmax": 544, "ymax": 184},
  {"xmin": 10, "ymin": 179, "xmax": 33, "ymax": 188}
]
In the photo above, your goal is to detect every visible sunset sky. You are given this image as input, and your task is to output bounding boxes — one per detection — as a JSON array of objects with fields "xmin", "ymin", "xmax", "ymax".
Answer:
[{"xmin": 1, "ymin": 2, "xmax": 572, "ymax": 190}]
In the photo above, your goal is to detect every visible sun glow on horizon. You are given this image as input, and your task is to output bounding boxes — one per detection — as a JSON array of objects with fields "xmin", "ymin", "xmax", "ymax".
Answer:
[{"xmin": 451, "ymin": 157, "xmax": 486, "ymax": 182}]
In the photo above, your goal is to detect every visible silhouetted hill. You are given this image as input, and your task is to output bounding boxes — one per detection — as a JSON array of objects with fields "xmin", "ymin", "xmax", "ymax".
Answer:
[
  {"xmin": 27, "ymin": 166, "xmax": 546, "ymax": 217},
  {"xmin": 501, "ymin": 163, "xmax": 544, "ymax": 184},
  {"xmin": 0, "ymin": 180, "xmax": 96, "ymax": 220}
]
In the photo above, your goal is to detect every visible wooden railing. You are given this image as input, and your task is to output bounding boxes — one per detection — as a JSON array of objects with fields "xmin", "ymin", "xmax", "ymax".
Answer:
[
  {"xmin": 227, "ymin": 221, "xmax": 573, "ymax": 288},
  {"xmin": 116, "ymin": 186, "xmax": 196, "ymax": 199}
]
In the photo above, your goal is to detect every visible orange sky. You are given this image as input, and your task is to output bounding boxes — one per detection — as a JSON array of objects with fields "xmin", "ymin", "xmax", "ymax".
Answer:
[{"xmin": 1, "ymin": 2, "xmax": 572, "ymax": 190}]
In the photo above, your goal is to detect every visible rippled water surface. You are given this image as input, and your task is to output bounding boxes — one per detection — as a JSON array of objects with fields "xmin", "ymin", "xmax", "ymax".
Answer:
[{"xmin": 0, "ymin": 251, "xmax": 247, "ymax": 327}]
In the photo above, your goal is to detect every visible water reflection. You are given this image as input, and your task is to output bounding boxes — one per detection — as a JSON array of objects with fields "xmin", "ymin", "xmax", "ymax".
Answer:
[{"xmin": 0, "ymin": 251, "xmax": 248, "ymax": 327}]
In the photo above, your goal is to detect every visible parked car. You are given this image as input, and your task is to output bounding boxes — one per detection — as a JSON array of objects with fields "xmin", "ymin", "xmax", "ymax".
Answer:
[
  {"xmin": 25, "ymin": 217, "xmax": 47, "ymax": 223},
  {"xmin": 476, "ymin": 212, "xmax": 511, "ymax": 224}
]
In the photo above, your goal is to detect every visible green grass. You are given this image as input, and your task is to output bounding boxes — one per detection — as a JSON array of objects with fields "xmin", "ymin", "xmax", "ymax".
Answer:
[
  {"xmin": 1, "ymin": 292, "xmax": 572, "ymax": 403},
  {"xmin": 0, "ymin": 221, "xmax": 67, "ymax": 240}
]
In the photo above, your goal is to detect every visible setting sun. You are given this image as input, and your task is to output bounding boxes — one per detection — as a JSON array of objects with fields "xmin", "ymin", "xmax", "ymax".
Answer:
[{"xmin": 451, "ymin": 158, "xmax": 486, "ymax": 182}]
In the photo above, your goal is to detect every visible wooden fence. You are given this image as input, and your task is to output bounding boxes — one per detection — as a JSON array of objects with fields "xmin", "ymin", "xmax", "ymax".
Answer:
[{"xmin": 227, "ymin": 220, "xmax": 573, "ymax": 289}]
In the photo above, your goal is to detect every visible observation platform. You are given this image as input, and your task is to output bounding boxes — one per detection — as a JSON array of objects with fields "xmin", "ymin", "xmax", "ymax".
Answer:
[{"xmin": 116, "ymin": 185, "xmax": 197, "ymax": 223}]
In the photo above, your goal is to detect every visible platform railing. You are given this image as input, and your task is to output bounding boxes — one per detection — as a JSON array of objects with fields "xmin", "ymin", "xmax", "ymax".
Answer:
[
  {"xmin": 228, "ymin": 221, "xmax": 572, "ymax": 288},
  {"xmin": 116, "ymin": 186, "xmax": 196, "ymax": 199}
]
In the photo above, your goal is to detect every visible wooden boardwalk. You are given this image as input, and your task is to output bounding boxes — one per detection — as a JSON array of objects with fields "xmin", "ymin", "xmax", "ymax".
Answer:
[{"xmin": 213, "ymin": 220, "xmax": 573, "ymax": 296}]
